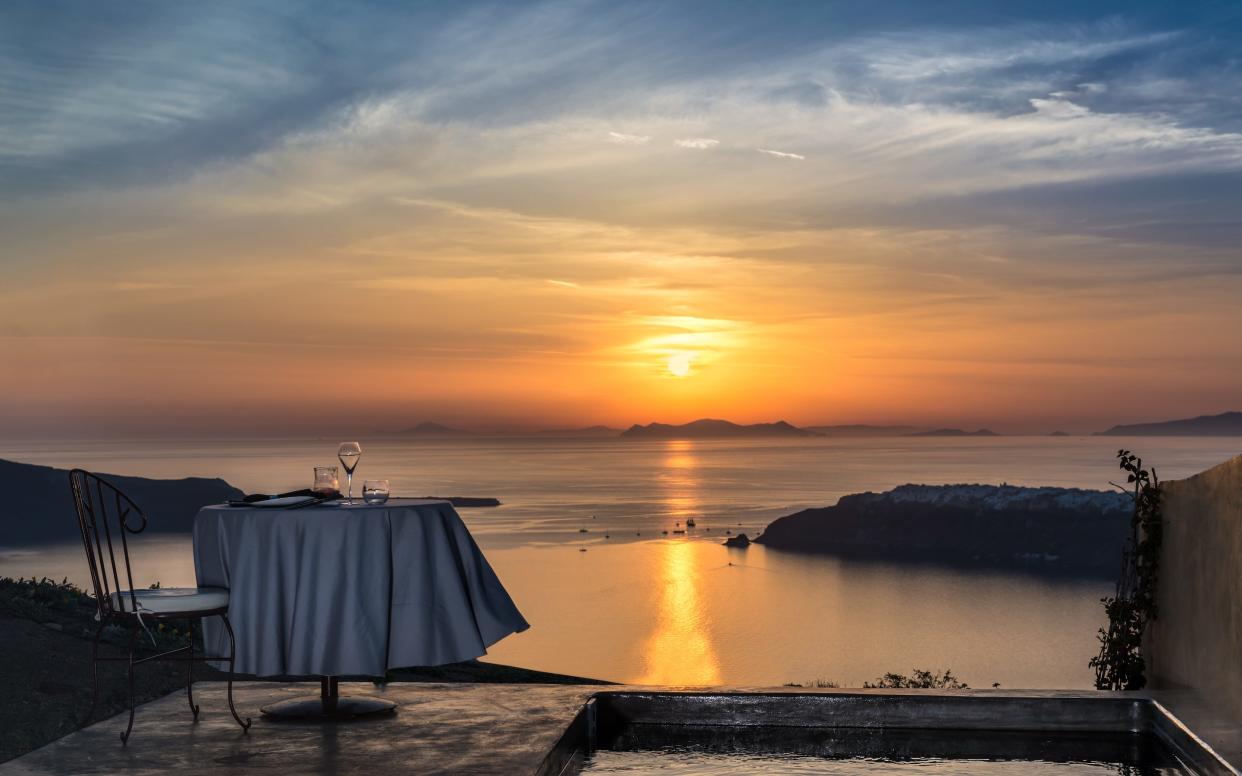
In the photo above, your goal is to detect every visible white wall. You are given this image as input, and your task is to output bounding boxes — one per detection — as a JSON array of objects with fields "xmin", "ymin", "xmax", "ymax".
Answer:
[{"xmin": 1147, "ymin": 453, "xmax": 1242, "ymax": 720}]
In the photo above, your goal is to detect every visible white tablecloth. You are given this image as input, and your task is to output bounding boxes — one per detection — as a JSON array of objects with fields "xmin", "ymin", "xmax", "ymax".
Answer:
[{"xmin": 193, "ymin": 498, "xmax": 528, "ymax": 677}]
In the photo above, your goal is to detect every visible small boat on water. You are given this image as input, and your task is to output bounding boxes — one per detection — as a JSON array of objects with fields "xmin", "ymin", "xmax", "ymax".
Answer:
[{"xmin": 686, "ymin": 518, "xmax": 696, "ymax": 528}]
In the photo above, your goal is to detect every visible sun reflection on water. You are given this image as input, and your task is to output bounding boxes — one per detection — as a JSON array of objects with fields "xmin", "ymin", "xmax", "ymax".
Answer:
[
  {"xmin": 639, "ymin": 439, "xmax": 722, "ymax": 685},
  {"xmin": 662, "ymin": 439, "xmax": 700, "ymax": 521},
  {"xmin": 638, "ymin": 541, "xmax": 722, "ymax": 685}
]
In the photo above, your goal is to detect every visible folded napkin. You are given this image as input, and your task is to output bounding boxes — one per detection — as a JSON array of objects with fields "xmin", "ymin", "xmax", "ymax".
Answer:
[{"xmin": 226, "ymin": 488, "xmax": 341, "ymax": 507}]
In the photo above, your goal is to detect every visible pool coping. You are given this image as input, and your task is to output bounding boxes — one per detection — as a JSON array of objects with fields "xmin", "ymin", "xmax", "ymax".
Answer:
[
  {"xmin": 3, "ymin": 682, "xmax": 1235, "ymax": 775},
  {"xmin": 537, "ymin": 688, "xmax": 1240, "ymax": 776}
]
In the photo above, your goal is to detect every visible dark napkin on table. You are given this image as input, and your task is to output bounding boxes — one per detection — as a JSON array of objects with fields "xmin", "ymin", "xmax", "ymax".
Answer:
[{"xmin": 226, "ymin": 488, "xmax": 341, "ymax": 507}]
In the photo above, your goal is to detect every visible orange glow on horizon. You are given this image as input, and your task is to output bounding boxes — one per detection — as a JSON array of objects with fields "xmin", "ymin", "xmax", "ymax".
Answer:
[{"xmin": 1, "ymin": 195, "xmax": 1238, "ymax": 436}]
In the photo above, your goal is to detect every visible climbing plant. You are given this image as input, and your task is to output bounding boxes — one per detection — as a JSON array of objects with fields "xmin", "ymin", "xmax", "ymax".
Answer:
[{"xmin": 1090, "ymin": 449, "xmax": 1163, "ymax": 690}]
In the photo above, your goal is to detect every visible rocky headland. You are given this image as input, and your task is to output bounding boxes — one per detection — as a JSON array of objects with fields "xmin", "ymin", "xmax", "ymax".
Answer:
[{"xmin": 755, "ymin": 484, "xmax": 1131, "ymax": 575}]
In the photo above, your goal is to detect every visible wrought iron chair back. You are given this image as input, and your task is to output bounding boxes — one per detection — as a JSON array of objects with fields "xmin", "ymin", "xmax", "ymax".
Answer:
[
  {"xmin": 68, "ymin": 469, "xmax": 147, "ymax": 618},
  {"xmin": 67, "ymin": 468, "xmax": 251, "ymax": 741}
]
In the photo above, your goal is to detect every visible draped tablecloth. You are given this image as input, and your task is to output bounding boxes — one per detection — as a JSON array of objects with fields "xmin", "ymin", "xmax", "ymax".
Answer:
[{"xmin": 193, "ymin": 498, "xmax": 528, "ymax": 677}]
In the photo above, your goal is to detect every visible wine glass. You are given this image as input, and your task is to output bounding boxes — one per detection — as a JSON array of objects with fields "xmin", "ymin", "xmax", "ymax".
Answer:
[{"xmin": 337, "ymin": 442, "xmax": 362, "ymax": 504}]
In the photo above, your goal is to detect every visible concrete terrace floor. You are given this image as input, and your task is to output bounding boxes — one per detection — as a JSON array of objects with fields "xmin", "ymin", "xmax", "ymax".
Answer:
[
  {"xmin": 0, "ymin": 682, "xmax": 597, "ymax": 776},
  {"xmin": 3, "ymin": 682, "xmax": 1240, "ymax": 775}
]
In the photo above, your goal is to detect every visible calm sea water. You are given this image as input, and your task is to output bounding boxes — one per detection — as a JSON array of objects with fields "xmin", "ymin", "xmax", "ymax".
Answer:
[{"xmin": 2, "ymin": 435, "xmax": 1237, "ymax": 688}]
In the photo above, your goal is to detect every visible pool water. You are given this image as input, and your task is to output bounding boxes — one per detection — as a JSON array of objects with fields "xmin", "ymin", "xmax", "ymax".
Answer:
[
  {"xmin": 583, "ymin": 751, "xmax": 1188, "ymax": 774},
  {"xmin": 580, "ymin": 725, "xmax": 1194, "ymax": 775}
]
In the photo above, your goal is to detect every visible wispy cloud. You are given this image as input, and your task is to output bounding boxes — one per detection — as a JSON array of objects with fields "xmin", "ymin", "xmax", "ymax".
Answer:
[
  {"xmin": 756, "ymin": 148, "xmax": 805, "ymax": 160},
  {"xmin": 0, "ymin": 4, "xmax": 315, "ymax": 165},
  {"xmin": 607, "ymin": 131, "xmax": 650, "ymax": 145},
  {"xmin": 855, "ymin": 29, "xmax": 1181, "ymax": 81},
  {"xmin": 675, "ymin": 138, "xmax": 719, "ymax": 149}
]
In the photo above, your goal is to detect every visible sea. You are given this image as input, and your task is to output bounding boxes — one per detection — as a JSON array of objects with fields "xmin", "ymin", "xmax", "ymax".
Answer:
[{"xmin": 1, "ymin": 434, "xmax": 1237, "ymax": 689}]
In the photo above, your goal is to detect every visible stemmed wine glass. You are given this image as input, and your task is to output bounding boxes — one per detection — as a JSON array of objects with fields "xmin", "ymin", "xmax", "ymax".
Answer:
[{"xmin": 337, "ymin": 442, "xmax": 362, "ymax": 504}]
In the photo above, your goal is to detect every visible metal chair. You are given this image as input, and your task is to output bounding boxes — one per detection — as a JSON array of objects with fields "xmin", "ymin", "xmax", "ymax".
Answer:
[{"xmin": 69, "ymin": 469, "xmax": 251, "ymax": 743}]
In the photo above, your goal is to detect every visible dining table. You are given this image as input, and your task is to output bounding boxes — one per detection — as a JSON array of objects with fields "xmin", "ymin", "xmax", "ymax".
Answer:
[{"xmin": 192, "ymin": 497, "xmax": 529, "ymax": 718}]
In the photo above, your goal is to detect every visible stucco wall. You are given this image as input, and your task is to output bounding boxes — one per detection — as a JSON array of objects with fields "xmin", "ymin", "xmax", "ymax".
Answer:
[{"xmin": 1146, "ymin": 453, "xmax": 1242, "ymax": 719}]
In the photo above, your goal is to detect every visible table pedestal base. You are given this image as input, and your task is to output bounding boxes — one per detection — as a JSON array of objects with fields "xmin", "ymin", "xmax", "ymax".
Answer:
[{"xmin": 260, "ymin": 676, "xmax": 397, "ymax": 720}]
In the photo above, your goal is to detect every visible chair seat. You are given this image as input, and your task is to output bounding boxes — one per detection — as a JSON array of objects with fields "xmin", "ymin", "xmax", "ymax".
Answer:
[{"xmin": 109, "ymin": 587, "xmax": 229, "ymax": 616}]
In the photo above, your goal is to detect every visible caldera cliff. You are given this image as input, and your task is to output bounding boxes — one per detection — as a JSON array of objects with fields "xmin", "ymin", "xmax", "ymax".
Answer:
[{"xmin": 755, "ymin": 484, "xmax": 1131, "ymax": 575}]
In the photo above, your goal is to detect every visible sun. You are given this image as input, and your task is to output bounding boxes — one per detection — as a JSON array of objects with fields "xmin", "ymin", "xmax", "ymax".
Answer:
[{"xmin": 667, "ymin": 352, "xmax": 694, "ymax": 377}]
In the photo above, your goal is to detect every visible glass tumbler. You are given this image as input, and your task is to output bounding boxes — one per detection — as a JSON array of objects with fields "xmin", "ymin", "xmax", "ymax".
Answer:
[
  {"xmin": 362, "ymin": 479, "xmax": 390, "ymax": 505},
  {"xmin": 313, "ymin": 466, "xmax": 340, "ymax": 496}
]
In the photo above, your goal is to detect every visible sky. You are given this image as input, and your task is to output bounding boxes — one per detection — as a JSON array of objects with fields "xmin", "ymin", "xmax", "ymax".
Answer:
[{"xmin": 2, "ymin": 1, "xmax": 1241, "ymax": 435}]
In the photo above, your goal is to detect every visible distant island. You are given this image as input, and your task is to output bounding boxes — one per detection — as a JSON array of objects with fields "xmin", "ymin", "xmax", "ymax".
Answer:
[
  {"xmin": 402, "ymin": 421, "xmax": 469, "ymax": 435},
  {"xmin": 620, "ymin": 419, "xmax": 821, "ymax": 439},
  {"xmin": 1095, "ymin": 410, "xmax": 1242, "ymax": 436},
  {"xmin": 401, "ymin": 420, "xmax": 912, "ymax": 438},
  {"xmin": 389, "ymin": 411, "xmax": 1242, "ymax": 438},
  {"xmin": 755, "ymin": 483, "xmax": 1130, "ymax": 575}
]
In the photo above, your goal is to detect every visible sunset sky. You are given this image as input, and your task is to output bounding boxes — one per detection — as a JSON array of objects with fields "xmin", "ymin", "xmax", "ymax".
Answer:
[{"xmin": 2, "ymin": 1, "xmax": 1241, "ymax": 435}]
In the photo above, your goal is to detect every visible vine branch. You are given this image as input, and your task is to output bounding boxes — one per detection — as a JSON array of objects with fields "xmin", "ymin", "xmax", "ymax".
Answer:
[{"xmin": 1090, "ymin": 449, "xmax": 1163, "ymax": 691}]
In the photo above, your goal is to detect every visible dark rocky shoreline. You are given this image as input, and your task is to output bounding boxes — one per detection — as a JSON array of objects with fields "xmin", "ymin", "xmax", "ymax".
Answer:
[
  {"xmin": 755, "ymin": 484, "xmax": 1132, "ymax": 576},
  {"xmin": 0, "ymin": 458, "xmax": 500, "ymax": 546}
]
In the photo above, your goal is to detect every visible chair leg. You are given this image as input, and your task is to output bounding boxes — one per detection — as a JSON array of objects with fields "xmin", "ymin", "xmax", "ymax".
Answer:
[
  {"xmin": 220, "ymin": 613, "xmax": 251, "ymax": 731},
  {"xmin": 81, "ymin": 620, "xmax": 105, "ymax": 727},
  {"xmin": 186, "ymin": 623, "xmax": 200, "ymax": 720},
  {"xmin": 120, "ymin": 627, "xmax": 138, "ymax": 745}
]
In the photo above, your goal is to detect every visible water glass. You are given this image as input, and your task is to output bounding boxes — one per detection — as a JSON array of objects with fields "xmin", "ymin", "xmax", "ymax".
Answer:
[
  {"xmin": 313, "ymin": 466, "xmax": 339, "ymax": 495},
  {"xmin": 362, "ymin": 480, "xmax": 390, "ymax": 505}
]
